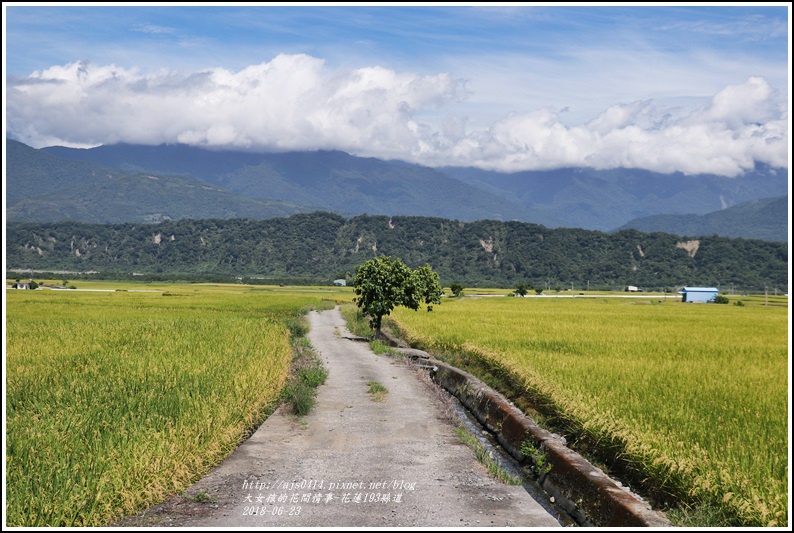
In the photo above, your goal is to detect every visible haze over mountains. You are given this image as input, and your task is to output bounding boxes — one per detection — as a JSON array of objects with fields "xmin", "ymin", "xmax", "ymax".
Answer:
[
  {"xmin": 619, "ymin": 196, "xmax": 789, "ymax": 243},
  {"xmin": 34, "ymin": 142, "xmax": 557, "ymax": 225},
  {"xmin": 6, "ymin": 140, "xmax": 315, "ymax": 223},
  {"xmin": 5, "ymin": 139, "xmax": 788, "ymax": 241}
]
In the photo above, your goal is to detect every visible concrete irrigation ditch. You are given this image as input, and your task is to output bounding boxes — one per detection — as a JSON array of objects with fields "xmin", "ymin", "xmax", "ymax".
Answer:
[{"xmin": 382, "ymin": 331, "xmax": 671, "ymax": 527}]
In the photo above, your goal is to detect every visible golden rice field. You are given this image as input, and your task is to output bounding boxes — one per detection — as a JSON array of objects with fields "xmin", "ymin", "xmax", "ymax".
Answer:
[
  {"xmin": 391, "ymin": 296, "xmax": 789, "ymax": 527},
  {"xmin": 5, "ymin": 283, "xmax": 349, "ymax": 526}
]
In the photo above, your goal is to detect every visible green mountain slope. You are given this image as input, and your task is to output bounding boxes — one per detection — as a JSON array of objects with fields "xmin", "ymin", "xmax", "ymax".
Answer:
[
  {"xmin": 16, "ymin": 140, "xmax": 789, "ymax": 234},
  {"xmin": 39, "ymin": 143, "xmax": 562, "ymax": 225},
  {"xmin": 442, "ymin": 165, "xmax": 789, "ymax": 232},
  {"xmin": 6, "ymin": 139, "xmax": 128, "ymax": 207},
  {"xmin": 619, "ymin": 196, "xmax": 789, "ymax": 242},
  {"xmin": 5, "ymin": 140, "xmax": 315, "ymax": 223},
  {"xmin": 7, "ymin": 213, "xmax": 787, "ymax": 291}
]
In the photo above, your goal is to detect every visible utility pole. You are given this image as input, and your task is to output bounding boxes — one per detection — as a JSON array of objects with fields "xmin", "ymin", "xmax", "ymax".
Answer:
[
  {"xmin": 587, "ymin": 280, "xmax": 590, "ymax": 292},
  {"xmin": 765, "ymin": 285, "xmax": 768, "ymax": 307}
]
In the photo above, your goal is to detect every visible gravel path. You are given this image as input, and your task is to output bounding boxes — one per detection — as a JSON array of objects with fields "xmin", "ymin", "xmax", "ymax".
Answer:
[{"xmin": 118, "ymin": 307, "xmax": 563, "ymax": 527}]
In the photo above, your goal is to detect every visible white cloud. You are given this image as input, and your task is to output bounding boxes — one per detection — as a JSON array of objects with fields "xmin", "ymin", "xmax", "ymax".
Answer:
[
  {"xmin": 452, "ymin": 77, "xmax": 787, "ymax": 175},
  {"xmin": 6, "ymin": 56, "xmax": 788, "ymax": 177},
  {"xmin": 701, "ymin": 76, "xmax": 780, "ymax": 128},
  {"xmin": 131, "ymin": 23, "xmax": 176, "ymax": 35}
]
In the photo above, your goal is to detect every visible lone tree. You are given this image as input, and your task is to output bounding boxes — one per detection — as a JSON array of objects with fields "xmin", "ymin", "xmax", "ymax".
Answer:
[
  {"xmin": 515, "ymin": 282, "xmax": 531, "ymax": 297},
  {"xmin": 449, "ymin": 283, "xmax": 464, "ymax": 297},
  {"xmin": 353, "ymin": 256, "xmax": 443, "ymax": 337}
]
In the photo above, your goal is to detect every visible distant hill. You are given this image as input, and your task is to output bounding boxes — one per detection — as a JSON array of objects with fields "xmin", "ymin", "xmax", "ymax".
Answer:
[
  {"xmin": 6, "ymin": 139, "xmax": 128, "ymax": 207},
  {"xmin": 39, "ymin": 143, "xmax": 561, "ymax": 225},
  {"xmin": 9, "ymin": 140, "xmax": 788, "ymax": 234},
  {"xmin": 441, "ymin": 165, "xmax": 789, "ymax": 232},
  {"xmin": 6, "ymin": 213, "xmax": 788, "ymax": 291},
  {"xmin": 6, "ymin": 140, "xmax": 315, "ymax": 223},
  {"xmin": 619, "ymin": 196, "xmax": 789, "ymax": 242}
]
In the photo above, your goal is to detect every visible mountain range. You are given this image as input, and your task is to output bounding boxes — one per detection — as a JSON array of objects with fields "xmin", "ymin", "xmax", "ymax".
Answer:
[
  {"xmin": 31, "ymin": 141, "xmax": 554, "ymax": 224},
  {"xmin": 440, "ymin": 165, "xmax": 789, "ymax": 236},
  {"xmin": 6, "ymin": 140, "xmax": 314, "ymax": 223},
  {"xmin": 5, "ymin": 139, "xmax": 789, "ymax": 241},
  {"xmin": 619, "ymin": 196, "xmax": 789, "ymax": 243}
]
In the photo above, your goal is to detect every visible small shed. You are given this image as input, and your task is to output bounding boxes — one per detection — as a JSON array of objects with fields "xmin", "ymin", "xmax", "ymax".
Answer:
[
  {"xmin": 678, "ymin": 286, "xmax": 719, "ymax": 303},
  {"xmin": 333, "ymin": 279, "xmax": 347, "ymax": 287},
  {"xmin": 626, "ymin": 285, "xmax": 639, "ymax": 292}
]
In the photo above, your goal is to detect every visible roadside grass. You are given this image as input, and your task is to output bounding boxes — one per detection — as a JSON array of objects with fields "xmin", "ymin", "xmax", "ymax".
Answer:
[
  {"xmin": 366, "ymin": 381, "xmax": 389, "ymax": 402},
  {"xmin": 339, "ymin": 304, "xmax": 402, "ymax": 358},
  {"xmin": 520, "ymin": 439, "xmax": 553, "ymax": 483},
  {"xmin": 185, "ymin": 490, "xmax": 216, "ymax": 504},
  {"xmin": 339, "ymin": 304, "xmax": 373, "ymax": 340},
  {"xmin": 369, "ymin": 339, "xmax": 397, "ymax": 355},
  {"xmin": 455, "ymin": 427, "xmax": 522, "ymax": 485},
  {"xmin": 282, "ymin": 321, "xmax": 328, "ymax": 417},
  {"xmin": 5, "ymin": 286, "xmax": 344, "ymax": 527},
  {"xmin": 391, "ymin": 296, "xmax": 788, "ymax": 527}
]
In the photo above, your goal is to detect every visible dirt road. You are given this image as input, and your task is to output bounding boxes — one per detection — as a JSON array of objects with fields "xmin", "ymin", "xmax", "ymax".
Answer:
[{"xmin": 119, "ymin": 307, "xmax": 563, "ymax": 527}]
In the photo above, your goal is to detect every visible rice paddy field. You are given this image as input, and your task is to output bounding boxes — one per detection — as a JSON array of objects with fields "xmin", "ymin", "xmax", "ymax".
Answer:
[
  {"xmin": 391, "ymin": 295, "xmax": 789, "ymax": 527},
  {"xmin": 4, "ymin": 282, "xmax": 350, "ymax": 526}
]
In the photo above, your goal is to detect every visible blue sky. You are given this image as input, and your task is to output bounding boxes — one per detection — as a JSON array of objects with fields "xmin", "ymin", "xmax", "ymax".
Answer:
[{"xmin": 3, "ymin": 3, "xmax": 791, "ymax": 175}]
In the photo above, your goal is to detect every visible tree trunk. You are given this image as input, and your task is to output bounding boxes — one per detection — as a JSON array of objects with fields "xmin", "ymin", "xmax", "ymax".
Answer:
[{"xmin": 374, "ymin": 315, "xmax": 383, "ymax": 340}]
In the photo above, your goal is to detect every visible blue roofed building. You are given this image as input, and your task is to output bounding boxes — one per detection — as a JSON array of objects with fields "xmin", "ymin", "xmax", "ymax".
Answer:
[{"xmin": 678, "ymin": 286, "xmax": 719, "ymax": 303}]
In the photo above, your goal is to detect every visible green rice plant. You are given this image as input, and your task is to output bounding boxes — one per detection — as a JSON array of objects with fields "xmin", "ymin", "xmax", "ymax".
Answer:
[
  {"xmin": 392, "ymin": 296, "xmax": 788, "ymax": 527},
  {"xmin": 5, "ymin": 286, "xmax": 340, "ymax": 527}
]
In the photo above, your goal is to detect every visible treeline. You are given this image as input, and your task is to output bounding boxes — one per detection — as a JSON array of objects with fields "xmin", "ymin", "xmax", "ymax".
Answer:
[{"xmin": 6, "ymin": 212, "xmax": 788, "ymax": 291}]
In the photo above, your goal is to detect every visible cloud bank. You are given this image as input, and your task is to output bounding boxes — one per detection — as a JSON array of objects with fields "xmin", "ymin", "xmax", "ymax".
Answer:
[{"xmin": 7, "ymin": 55, "xmax": 788, "ymax": 176}]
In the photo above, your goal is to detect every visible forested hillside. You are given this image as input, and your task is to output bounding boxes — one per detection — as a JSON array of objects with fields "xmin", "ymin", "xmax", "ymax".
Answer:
[{"xmin": 6, "ymin": 213, "xmax": 787, "ymax": 292}]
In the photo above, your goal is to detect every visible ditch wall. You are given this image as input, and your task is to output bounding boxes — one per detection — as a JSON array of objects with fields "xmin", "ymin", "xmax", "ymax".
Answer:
[{"xmin": 381, "ymin": 331, "xmax": 671, "ymax": 527}]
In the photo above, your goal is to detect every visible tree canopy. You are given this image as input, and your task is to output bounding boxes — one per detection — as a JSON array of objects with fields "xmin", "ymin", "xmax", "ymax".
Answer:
[
  {"xmin": 449, "ymin": 283, "xmax": 464, "ymax": 297},
  {"xmin": 352, "ymin": 256, "xmax": 442, "ymax": 336}
]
